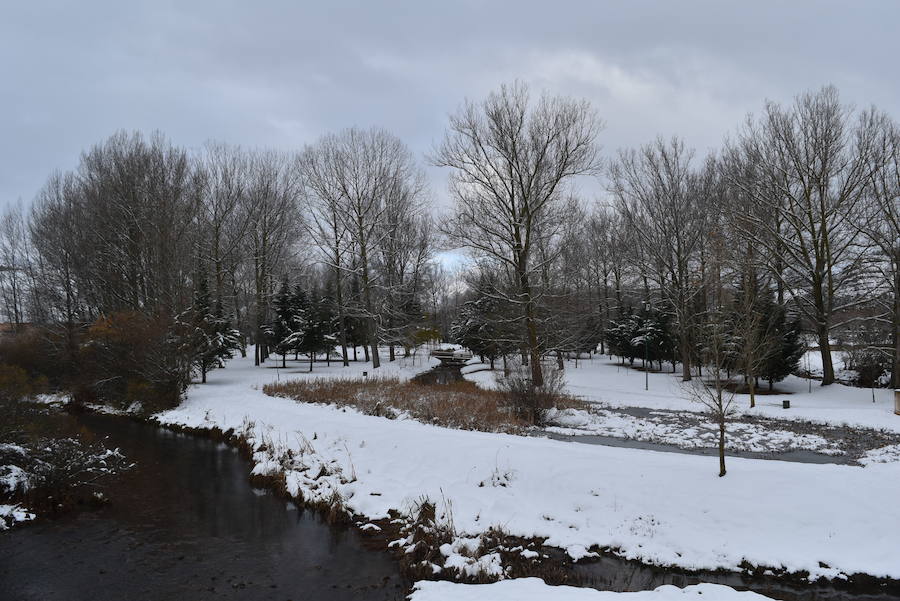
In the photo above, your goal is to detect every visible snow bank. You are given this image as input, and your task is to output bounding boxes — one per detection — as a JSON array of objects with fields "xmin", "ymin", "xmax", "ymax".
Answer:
[
  {"xmin": 155, "ymin": 353, "xmax": 900, "ymax": 582},
  {"xmin": 860, "ymin": 444, "xmax": 900, "ymax": 465},
  {"xmin": 0, "ymin": 504, "xmax": 34, "ymax": 530},
  {"xmin": 409, "ymin": 579, "xmax": 774, "ymax": 600}
]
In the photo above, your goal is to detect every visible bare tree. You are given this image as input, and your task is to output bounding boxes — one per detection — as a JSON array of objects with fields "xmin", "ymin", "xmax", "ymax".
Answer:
[
  {"xmin": 434, "ymin": 82, "xmax": 602, "ymax": 387},
  {"xmin": 194, "ymin": 142, "xmax": 252, "ymax": 307},
  {"xmin": 725, "ymin": 87, "xmax": 885, "ymax": 384},
  {"xmin": 0, "ymin": 204, "xmax": 30, "ymax": 328},
  {"xmin": 609, "ymin": 137, "xmax": 706, "ymax": 381},
  {"xmin": 323, "ymin": 127, "xmax": 425, "ymax": 370},
  {"xmin": 855, "ymin": 118, "xmax": 900, "ymax": 387},
  {"xmin": 245, "ymin": 150, "xmax": 301, "ymax": 365},
  {"xmin": 685, "ymin": 308, "xmax": 738, "ymax": 477},
  {"xmin": 298, "ymin": 140, "xmax": 353, "ymax": 366}
]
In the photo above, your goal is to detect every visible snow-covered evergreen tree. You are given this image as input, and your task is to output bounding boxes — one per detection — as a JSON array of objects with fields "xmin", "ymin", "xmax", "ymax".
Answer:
[{"xmin": 184, "ymin": 277, "xmax": 241, "ymax": 383}]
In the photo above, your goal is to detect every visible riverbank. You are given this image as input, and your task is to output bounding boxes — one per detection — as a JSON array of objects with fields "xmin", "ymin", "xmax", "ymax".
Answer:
[{"xmin": 153, "ymin": 352, "xmax": 900, "ymax": 596}]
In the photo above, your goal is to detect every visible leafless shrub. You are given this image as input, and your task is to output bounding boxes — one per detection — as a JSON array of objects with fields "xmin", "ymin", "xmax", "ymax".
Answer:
[{"xmin": 494, "ymin": 362, "xmax": 569, "ymax": 426}]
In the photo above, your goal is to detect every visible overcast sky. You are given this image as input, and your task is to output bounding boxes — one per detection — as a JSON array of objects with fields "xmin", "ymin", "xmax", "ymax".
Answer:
[{"xmin": 3, "ymin": 0, "xmax": 899, "ymax": 213}]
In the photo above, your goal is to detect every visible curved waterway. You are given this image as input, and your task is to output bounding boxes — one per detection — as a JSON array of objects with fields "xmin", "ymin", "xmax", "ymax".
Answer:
[{"xmin": 0, "ymin": 413, "xmax": 405, "ymax": 601}]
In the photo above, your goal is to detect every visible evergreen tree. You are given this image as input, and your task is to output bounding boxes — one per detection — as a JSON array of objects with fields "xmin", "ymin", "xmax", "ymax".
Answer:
[
  {"xmin": 452, "ymin": 294, "xmax": 516, "ymax": 369},
  {"xmin": 605, "ymin": 308, "xmax": 640, "ymax": 365},
  {"xmin": 763, "ymin": 308, "xmax": 804, "ymax": 389},
  {"xmin": 184, "ymin": 277, "xmax": 241, "ymax": 383},
  {"xmin": 268, "ymin": 277, "xmax": 300, "ymax": 368},
  {"xmin": 296, "ymin": 286, "xmax": 332, "ymax": 372}
]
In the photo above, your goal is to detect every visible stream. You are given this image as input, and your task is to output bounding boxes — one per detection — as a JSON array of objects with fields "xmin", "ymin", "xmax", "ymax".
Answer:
[{"xmin": 0, "ymin": 413, "xmax": 405, "ymax": 601}]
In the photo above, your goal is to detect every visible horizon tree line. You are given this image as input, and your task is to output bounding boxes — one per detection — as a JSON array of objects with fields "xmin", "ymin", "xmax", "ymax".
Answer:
[{"xmin": 0, "ymin": 83, "xmax": 896, "ymax": 414}]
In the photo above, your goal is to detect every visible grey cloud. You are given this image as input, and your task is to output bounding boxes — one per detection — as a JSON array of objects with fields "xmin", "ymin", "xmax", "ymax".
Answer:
[{"xmin": 2, "ymin": 0, "xmax": 898, "ymax": 209}]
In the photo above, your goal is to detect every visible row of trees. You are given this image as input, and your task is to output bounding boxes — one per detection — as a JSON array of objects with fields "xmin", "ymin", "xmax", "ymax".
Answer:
[
  {"xmin": 449, "ymin": 84, "xmax": 898, "ymax": 392},
  {"xmin": 0, "ymin": 82, "xmax": 896, "ymax": 412},
  {"xmin": 0, "ymin": 128, "xmax": 441, "ymax": 409}
]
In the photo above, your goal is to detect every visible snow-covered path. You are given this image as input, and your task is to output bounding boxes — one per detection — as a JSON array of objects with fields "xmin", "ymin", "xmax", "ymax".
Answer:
[{"xmin": 155, "ymin": 354, "xmax": 900, "ymax": 583}]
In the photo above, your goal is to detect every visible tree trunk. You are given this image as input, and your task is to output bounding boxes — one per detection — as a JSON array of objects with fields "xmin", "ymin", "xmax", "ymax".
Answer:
[
  {"xmin": 718, "ymin": 417, "xmax": 727, "ymax": 477},
  {"xmin": 309, "ymin": 353, "xmax": 313, "ymax": 372},
  {"xmin": 892, "ymin": 263, "xmax": 899, "ymax": 389},
  {"xmin": 358, "ymin": 220, "xmax": 380, "ymax": 370},
  {"xmin": 816, "ymin": 326, "xmax": 835, "ymax": 386},
  {"xmin": 748, "ymin": 375, "xmax": 756, "ymax": 409},
  {"xmin": 680, "ymin": 337, "xmax": 692, "ymax": 382}
]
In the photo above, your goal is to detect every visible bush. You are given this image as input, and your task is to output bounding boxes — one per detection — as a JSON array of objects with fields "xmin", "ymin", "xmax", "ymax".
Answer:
[
  {"xmin": 0, "ymin": 364, "xmax": 32, "ymax": 402},
  {"xmin": 0, "ymin": 328, "xmax": 59, "ymax": 384},
  {"xmin": 0, "ymin": 364, "xmax": 34, "ymax": 440},
  {"xmin": 494, "ymin": 361, "xmax": 568, "ymax": 426},
  {"xmin": 843, "ymin": 348, "xmax": 892, "ymax": 388},
  {"xmin": 80, "ymin": 311, "xmax": 189, "ymax": 412}
]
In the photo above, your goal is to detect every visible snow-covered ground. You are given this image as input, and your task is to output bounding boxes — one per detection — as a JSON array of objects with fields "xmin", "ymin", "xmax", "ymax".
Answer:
[
  {"xmin": 465, "ymin": 358, "xmax": 900, "ymax": 432},
  {"xmin": 0, "ymin": 443, "xmax": 32, "ymax": 530},
  {"xmin": 543, "ymin": 407, "xmax": 847, "ymax": 456},
  {"xmin": 155, "ymin": 352, "xmax": 900, "ymax": 583},
  {"xmin": 410, "ymin": 579, "xmax": 774, "ymax": 600}
]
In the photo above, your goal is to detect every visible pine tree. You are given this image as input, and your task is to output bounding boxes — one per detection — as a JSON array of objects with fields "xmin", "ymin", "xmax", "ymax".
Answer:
[
  {"xmin": 296, "ymin": 286, "xmax": 328, "ymax": 372},
  {"xmin": 184, "ymin": 277, "xmax": 241, "ymax": 383},
  {"xmin": 212, "ymin": 300, "xmax": 242, "ymax": 368},
  {"xmin": 763, "ymin": 309, "xmax": 804, "ymax": 389},
  {"xmin": 268, "ymin": 277, "xmax": 300, "ymax": 368},
  {"xmin": 451, "ymin": 294, "xmax": 517, "ymax": 369}
]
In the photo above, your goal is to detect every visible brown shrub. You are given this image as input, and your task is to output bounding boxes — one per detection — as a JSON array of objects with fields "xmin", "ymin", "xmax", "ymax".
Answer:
[
  {"xmin": 0, "ymin": 364, "xmax": 32, "ymax": 402},
  {"xmin": 0, "ymin": 328, "xmax": 54, "ymax": 382},
  {"xmin": 263, "ymin": 376, "xmax": 559, "ymax": 433},
  {"xmin": 494, "ymin": 364, "xmax": 580, "ymax": 426}
]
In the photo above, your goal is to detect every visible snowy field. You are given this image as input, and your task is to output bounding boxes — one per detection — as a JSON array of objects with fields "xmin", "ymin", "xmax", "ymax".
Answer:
[
  {"xmin": 155, "ymin": 351, "xmax": 900, "ymax": 584},
  {"xmin": 464, "ymin": 358, "xmax": 900, "ymax": 433}
]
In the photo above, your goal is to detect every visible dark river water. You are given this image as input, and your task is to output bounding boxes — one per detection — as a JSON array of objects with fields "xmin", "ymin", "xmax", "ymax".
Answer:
[{"xmin": 0, "ymin": 413, "xmax": 405, "ymax": 601}]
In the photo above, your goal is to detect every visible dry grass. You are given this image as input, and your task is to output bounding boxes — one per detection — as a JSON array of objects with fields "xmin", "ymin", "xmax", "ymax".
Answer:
[{"xmin": 264, "ymin": 376, "xmax": 584, "ymax": 433}]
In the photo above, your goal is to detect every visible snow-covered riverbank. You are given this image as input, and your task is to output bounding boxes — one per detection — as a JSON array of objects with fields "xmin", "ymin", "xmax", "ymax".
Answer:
[
  {"xmin": 410, "ymin": 579, "xmax": 774, "ymax": 600},
  {"xmin": 155, "ymin": 353, "xmax": 900, "ymax": 585}
]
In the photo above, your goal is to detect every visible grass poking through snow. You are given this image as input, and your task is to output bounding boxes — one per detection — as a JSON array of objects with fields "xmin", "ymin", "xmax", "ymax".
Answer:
[{"xmin": 264, "ymin": 376, "xmax": 586, "ymax": 434}]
